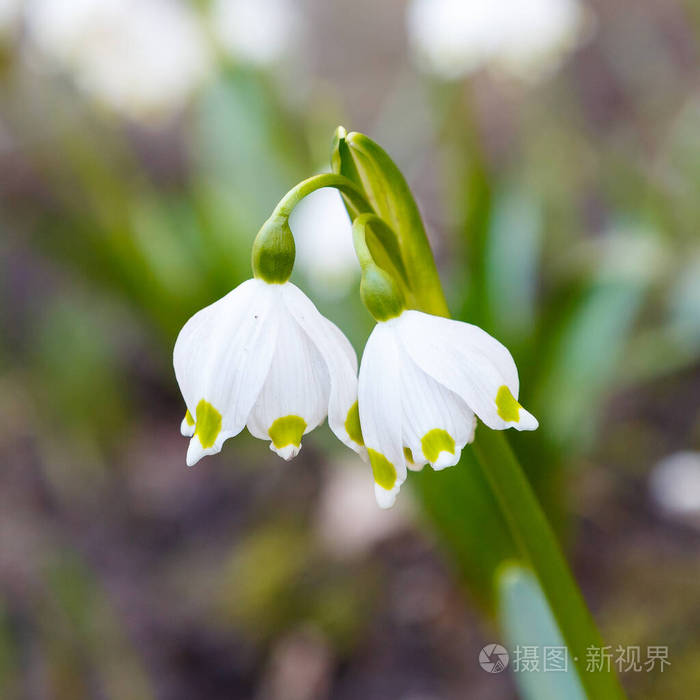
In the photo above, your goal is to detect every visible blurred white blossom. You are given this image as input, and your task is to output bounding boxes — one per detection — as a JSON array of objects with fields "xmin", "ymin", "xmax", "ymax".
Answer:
[
  {"xmin": 0, "ymin": 0, "xmax": 21, "ymax": 35},
  {"xmin": 25, "ymin": 0, "xmax": 211, "ymax": 121},
  {"xmin": 289, "ymin": 187, "xmax": 359, "ymax": 299},
  {"xmin": 406, "ymin": 0, "xmax": 587, "ymax": 81},
  {"xmin": 649, "ymin": 451, "xmax": 700, "ymax": 527},
  {"xmin": 316, "ymin": 460, "xmax": 410, "ymax": 558},
  {"xmin": 210, "ymin": 0, "xmax": 297, "ymax": 66}
]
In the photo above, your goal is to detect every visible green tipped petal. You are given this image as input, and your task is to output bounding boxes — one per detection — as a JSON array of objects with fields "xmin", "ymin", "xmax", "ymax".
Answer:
[
  {"xmin": 344, "ymin": 401, "xmax": 364, "ymax": 446},
  {"xmin": 368, "ymin": 448, "xmax": 397, "ymax": 490},
  {"xmin": 194, "ymin": 399, "xmax": 222, "ymax": 448},
  {"xmin": 421, "ymin": 428, "xmax": 456, "ymax": 464},
  {"xmin": 496, "ymin": 385, "xmax": 521, "ymax": 423},
  {"xmin": 269, "ymin": 415, "xmax": 307, "ymax": 449}
]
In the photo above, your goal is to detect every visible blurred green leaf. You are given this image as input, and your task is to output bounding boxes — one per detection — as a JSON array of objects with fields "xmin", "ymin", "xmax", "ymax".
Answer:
[
  {"xmin": 44, "ymin": 553, "xmax": 154, "ymax": 700},
  {"xmin": 498, "ymin": 564, "xmax": 586, "ymax": 700}
]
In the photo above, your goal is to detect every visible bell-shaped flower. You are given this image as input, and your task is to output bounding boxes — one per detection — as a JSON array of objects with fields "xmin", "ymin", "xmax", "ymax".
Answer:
[
  {"xmin": 174, "ymin": 278, "xmax": 364, "ymax": 466},
  {"xmin": 358, "ymin": 309, "xmax": 538, "ymax": 508}
]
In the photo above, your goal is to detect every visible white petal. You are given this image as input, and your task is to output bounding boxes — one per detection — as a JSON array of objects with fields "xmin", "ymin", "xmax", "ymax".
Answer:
[
  {"xmin": 405, "ymin": 448, "xmax": 427, "ymax": 472},
  {"xmin": 173, "ymin": 278, "xmax": 279, "ymax": 464},
  {"xmin": 246, "ymin": 291, "xmax": 330, "ymax": 458},
  {"xmin": 396, "ymin": 310, "xmax": 538, "ymax": 431},
  {"xmin": 180, "ymin": 414, "xmax": 195, "ymax": 437},
  {"xmin": 398, "ymin": 348, "xmax": 476, "ymax": 470},
  {"xmin": 271, "ymin": 443, "xmax": 300, "ymax": 461},
  {"xmin": 374, "ymin": 481, "xmax": 401, "ymax": 509},
  {"xmin": 358, "ymin": 323, "xmax": 407, "ymax": 507},
  {"xmin": 282, "ymin": 282, "xmax": 364, "ymax": 456}
]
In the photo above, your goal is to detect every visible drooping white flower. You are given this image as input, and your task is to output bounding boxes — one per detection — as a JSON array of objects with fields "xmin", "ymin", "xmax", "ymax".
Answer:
[
  {"xmin": 25, "ymin": 0, "xmax": 211, "ymax": 121},
  {"xmin": 173, "ymin": 278, "xmax": 363, "ymax": 466},
  {"xmin": 358, "ymin": 310, "xmax": 538, "ymax": 508},
  {"xmin": 406, "ymin": 0, "xmax": 586, "ymax": 81}
]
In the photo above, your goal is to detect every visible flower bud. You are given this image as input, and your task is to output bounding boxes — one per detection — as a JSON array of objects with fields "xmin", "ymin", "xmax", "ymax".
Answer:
[{"xmin": 251, "ymin": 214, "xmax": 295, "ymax": 283}]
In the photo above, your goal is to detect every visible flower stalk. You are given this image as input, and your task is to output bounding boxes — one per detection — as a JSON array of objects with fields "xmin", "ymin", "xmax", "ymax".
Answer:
[{"xmin": 252, "ymin": 173, "xmax": 371, "ymax": 284}]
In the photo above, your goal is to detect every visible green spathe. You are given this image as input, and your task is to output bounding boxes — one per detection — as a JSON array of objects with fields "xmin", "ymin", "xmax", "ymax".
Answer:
[
  {"xmin": 194, "ymin": 399, "xmax": 222, "ymax": 448},
  {"xmin": 421, "ymin": 428, "xmax": 456, "ymax": 464},
  {"xmin": 332, "ymin": 127, "xmax": 448, "ymax": 317},
  {"xmin": 268, "ymin": 415, "xmax": 307, "ymax": 448},
  {"xmin": 496, "ymin": 385, "xmax": 521, "ymax": 423},
  {"xmin": 344, "ymin": 401, "xmax": 364, "ymax": 446},
  {"xmin": 368, "ymin": 448, "xmax": 397, "ymax": 490}
]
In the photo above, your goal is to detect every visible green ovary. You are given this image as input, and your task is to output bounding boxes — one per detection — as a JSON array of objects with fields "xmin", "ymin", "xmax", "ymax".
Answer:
[
  {"xmin": 268, "ymin": 415, "xmax": 307, "ymax": 448},
  {"xmin": 344, "ymin": 401, "xmax": 364, "ymax": 446},
  {"xmin": 368, "ymin": 448, "xmax": 397, "ymax": 490},
  {"xmin": 194, "ymin": 399, "xmax": 222, "ymax": 448},
  {"xmin": 421, "ymin": 429, "xmax": 456, "ymax": 463},
  {"xmin": 496, "ymin": 385, "xmax": 521, "ymax": 422}
]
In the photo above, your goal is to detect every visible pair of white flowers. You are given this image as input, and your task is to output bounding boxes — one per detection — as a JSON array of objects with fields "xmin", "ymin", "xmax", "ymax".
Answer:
[{"xmin": 174, "ymin": 276, "xmax": 538, "ymax": 508}]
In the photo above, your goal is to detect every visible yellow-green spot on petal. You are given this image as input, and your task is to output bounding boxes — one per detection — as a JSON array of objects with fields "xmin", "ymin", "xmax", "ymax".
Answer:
[
  {"xmin": 344, "ymin": 401, "xmax": 364, "ymax": 446},
  {"xmin": 421, "ymin": 429, "xmax": 455, "ymax": 464},
  {"xmin": 269, "ymin": 415, "xmax": 307, "ymax": 448},
  {"xmin": 184, "ymin": 409, "xmax": 195, "ymax": 427},
  {"xmin": 403, "ymin": 447, "xmax": 414, "ymax": 465},
  {"xmin": 367, "ymin": 448, "xmax": 397, "ymax": 490},
  {"xmin": 496, "ymin": 385, "xmax": 521, "ymax": 423},
  {"xmin": 194, "ymin": 399, "xmax": 222, "ymax": 448}
]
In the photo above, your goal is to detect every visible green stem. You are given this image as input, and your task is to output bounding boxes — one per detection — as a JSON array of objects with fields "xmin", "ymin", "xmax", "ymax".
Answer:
[
  {"xmin": 268, "ymin": 173, "xmax": 371, "ymax": 221},
  {"xmin": 351, "ymin": 213, "xmax": 375, "ymax": 269},
  {"xmin": 473, "ymin": 430, "xmax": 625, "ymax": 699},
  {"xmin": 351, "ymin": 213, "xmax": 409, "ymax": 287},
  {"xmin": 252, "ymin": 173, "xmax": 372, "ymax": 283},
  {"xmin": 351, "ymin": 215, "xmax": 405, "ymax": 322}
]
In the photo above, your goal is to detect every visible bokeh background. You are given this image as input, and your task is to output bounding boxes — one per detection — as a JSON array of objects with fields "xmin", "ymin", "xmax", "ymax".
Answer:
[{"xmin": 1, "ymin": 1, "xmax": 700, "ymax": 698}]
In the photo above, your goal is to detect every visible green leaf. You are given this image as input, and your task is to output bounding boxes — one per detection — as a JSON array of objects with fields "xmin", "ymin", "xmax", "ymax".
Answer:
[
  {"xmin": 533, "ymin": 278, "xmax": 647, "ymax": 450},
  {"xmin": 498, "ymin": 564, "xmax": 587, "ymax": 700}
]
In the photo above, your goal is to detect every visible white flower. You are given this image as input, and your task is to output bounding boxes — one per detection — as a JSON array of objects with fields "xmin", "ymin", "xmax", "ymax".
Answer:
[
  {"xmin": 406, "ymin": 0, "xmax": 586, "ymax": 81},
  {"xmin": 25, "ymin": 0, "xmax": 211, "ymax": 121},
  {"xmin": 358, "ymin": 310, "xmax": 538, "ymax": 508},
  {"xmin": 210, "ymin": 0, "xmax": 297, "ymax": 66},
  {"xmin": 0, "ymin": 0, "xmax": 21, "ymax": 36},
  {"xmin": 649, "ymin": 451, "xmax": 700, "ymax": 525},
  {"xmin": 173, "ymin": 278, "xmax": 363, "ymax": 466}
]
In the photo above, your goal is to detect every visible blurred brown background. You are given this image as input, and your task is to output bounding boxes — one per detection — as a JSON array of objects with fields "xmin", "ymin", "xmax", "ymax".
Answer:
[{"xmin": 1, "ymin": 1, "xmax": 699, "ymax": 698}]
